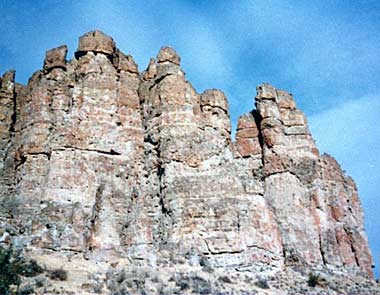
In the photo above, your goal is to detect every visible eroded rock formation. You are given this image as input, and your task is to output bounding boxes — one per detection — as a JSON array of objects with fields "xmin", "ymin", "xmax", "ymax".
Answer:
[{"xmin": 0, "ymin": 30, "xmax": 377, "ymax": 295}]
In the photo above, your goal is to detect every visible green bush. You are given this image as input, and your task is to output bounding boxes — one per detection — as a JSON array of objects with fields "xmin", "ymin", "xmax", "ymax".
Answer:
[
  {"xmin": 218, "ymin": 275, "xmax": 233, "ymax": 284},
  {"xmin": 255, "ymin": 278, "xmax": 270, "ymax": 289},
  {"xmin": 0, "ymin": 245, "xmax": 45, "ymax": 295},
  {"xmin": 17, "ymin": 284, "xmax": 34, "ymax": 295},
  {"xmin": 48, "ymin": 268, "xmax": 68, "ymax": 281},
  {"xmin": 16, "ymin": 259, "xmax": 44, "ymax": 277},
  {"xmin": 307, "ymin": 272, "xmax": 321, "ymax": 287},
  {"xmin": 0, "ymin": 246, "xmax": 20, "ymax": 295}
]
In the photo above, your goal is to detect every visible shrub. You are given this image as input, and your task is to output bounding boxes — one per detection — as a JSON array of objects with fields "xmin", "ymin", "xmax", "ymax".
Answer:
[
  {"xmin": 178, "ymin": 280, "xmax": 189, "ymax": 291},
  {"xmin": 35, "ymin": 277, "xmax": 45, "ymax": 288},
  {"xmin": 192, "ymin": 276, "xmax": 211, "ymax": 295},
  {"xmin": 116, "ymin": 269, "xmax": 126, "ymax": 284},
  {"xmin": 174, "ymin": 274, "xmax": 211, "ymax": 295},
  {"xmin": 1, "ymin": 196, "xmax": 21, "ymax": 216},
  {"xmin": 48, "ymin": 268, "xmax": 68, "ymax": 281},
  {"xmin": 255, "ymin": 278, "xmax": 270, "ymax": 289},
  {"xmin": 0, "ymin": 245, "xmax": 45, "ymax": 294},
  {"xmin": 17, "ymin": 284, "xmax": 34, "ymax": 295},
  {"xmin": 0, "ymin": 246, "xmax": 20, "ymax": 295},
  {"xmin": 218, "ymin": 275, "xmax": 233, "ymax": 284},
  {"xmin": 307, "ymin": 272, "xmax": 321, "ymax": 287},
  {"xmin": 199, "ymin": 255, "xmax": 214, "ymax": 273},
  {"xmin": 18, "ymin": 259, "xmax": 44, "ymax": 277}
]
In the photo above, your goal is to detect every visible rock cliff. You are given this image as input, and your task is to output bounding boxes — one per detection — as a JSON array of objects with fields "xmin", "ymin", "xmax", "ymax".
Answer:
[{"xmin": 0, "ymin": 31, "xmax": 378, "ymax": 294}]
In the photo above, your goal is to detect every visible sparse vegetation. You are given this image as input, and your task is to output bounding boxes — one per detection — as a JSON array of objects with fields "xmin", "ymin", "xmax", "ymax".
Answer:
[
  {"xmin": 115, "ymin": 269, "xmax": 126, "ymax": 284},
  {"xmin": 199, "ymin": 255, "xmax": 214, "ymax": 273},
  {"xmin": 219, "ymin": 275, "xmax": 233, "ymax": 284},
  {"xmin": 191, "ymin": 275, "xmax": 211, "ymax": 295},
  {"xmin": 255, "ymin": 278, "xmax": 270, "ymax": 289},
  {"xmin": 18, "ymin": 259, "xmax": 44, "ymax": 277},
  {"xmin": 177, "ymin": 279, "xmax": 189, "ymax": 291},
  {"xmin": 0, "ymin": 245, "xmax": 45, "ymax": 295},
  {"xmin": 1, "ymin": 196, "xmax": 21, "ymax": 216},
  {"xmin": 35, "ymin": 277, "xmax": 45, "ymax": 288},
  {"xmin": 0, "ymin": 246, "xmax": 20, "ymax": 295},
  {"xmin": 105, "ymin": 267, "xmax": 150, "ymax": 294},
  {"xmin": 17, "ymin": 284, "xmax": 34, "ymax": 295},
  {"xmin": 174, "ymin": 273, "xmax": 212, "ymax": 295},
  {"xmin": 308, "ymin": 272, "xmax": 321, "ymax": 287},
  {"xmin": 199, "ymin": 255, "xmax": 208, "ymax": 267},
  {"xmin": 48, "ymin": 268, "xmax": 68, "ymax": 281}
]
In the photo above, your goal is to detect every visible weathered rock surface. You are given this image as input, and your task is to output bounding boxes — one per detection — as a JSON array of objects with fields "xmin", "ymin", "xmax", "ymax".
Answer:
[
  {"xmin": 0, "ymin": 31, "xmax": 378, "ymax": 294},
  {"xmin": 44, "ymin": 45, "xmax": 68, "ymax": 72}
]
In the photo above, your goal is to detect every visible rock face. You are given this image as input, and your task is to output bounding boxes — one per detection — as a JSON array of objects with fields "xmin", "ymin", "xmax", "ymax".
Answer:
[{"xmin": 0, "ymin": 31, "xmax": 378, "ymax": 294}]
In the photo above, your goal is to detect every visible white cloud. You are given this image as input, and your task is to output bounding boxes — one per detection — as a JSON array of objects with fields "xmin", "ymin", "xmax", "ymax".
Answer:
[{"xmin": 309, "ymin": 94, "xmax": 380, "ymax": 171}]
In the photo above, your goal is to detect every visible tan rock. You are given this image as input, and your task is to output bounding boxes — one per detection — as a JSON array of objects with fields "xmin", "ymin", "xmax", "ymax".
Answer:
[
  {"xmin": 143, "ymin": 58, "xmax": 157, "ymax": 80},
  {"xmin": 115, "ymin": 49, "xmax": 138, "ymax": 73},
  {"xmin": 43, "ymin": 45, "xmax": 68, "ymax": 72},
  {"xmin": 76, "ymin": 30, "xmax": 116, "ymax": 56},
  {"xmin": 200, "ymin": 89, "xmax": 229, "ymax": 112},
  {"xmin": 157, "ymin": 46, "xmax": 180, "ymax": 65},
  {"xmin": 0, "ymin": 32, "xmax": 376, "ymax": 295}
]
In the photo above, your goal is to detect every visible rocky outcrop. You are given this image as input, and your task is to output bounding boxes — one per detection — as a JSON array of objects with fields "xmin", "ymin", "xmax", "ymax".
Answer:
[{"xmin": 0, "ymin": 30, "xmax": 377, "ymax": 295}]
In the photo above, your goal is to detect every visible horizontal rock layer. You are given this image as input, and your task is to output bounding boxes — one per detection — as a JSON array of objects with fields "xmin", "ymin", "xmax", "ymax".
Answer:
[{"xmin": 0, "ymin": 30, "xmax": 376, "ymax": 294}]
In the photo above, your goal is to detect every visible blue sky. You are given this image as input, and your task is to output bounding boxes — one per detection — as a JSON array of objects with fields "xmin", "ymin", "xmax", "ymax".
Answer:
[{"xmin": 1, "ymin": 0, "xmax": 379, "ymax": 277}]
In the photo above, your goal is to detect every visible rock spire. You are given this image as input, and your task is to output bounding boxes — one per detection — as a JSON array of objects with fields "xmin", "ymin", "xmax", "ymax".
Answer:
[{"xmin": 0, "ymin": 30, "xmax": 377, "ymax": 295}]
